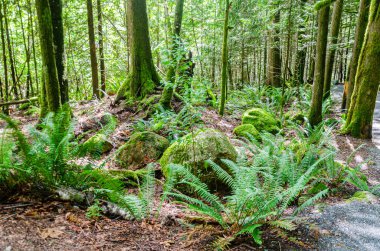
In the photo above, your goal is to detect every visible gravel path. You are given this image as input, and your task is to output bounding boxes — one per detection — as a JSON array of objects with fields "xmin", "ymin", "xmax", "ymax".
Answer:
[{"xmin": 307, "ymin": 85, "xmax": 380, "ymax": 251}]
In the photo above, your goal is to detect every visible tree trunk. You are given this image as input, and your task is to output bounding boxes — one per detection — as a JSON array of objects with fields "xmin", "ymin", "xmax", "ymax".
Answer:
[
  {"xmin": 309, "ymin": 6, "xmax": 330, "ymax": 126},
  {"xmin": 159, "ymin": 0, "xmax": 185, "ymax": 109},
  {"xmin": 35, "ymin": 0, "xmax": 61, "ymax": 115},
  {"xmin": 294, "ymin": 0, "xmax": 308, "ymax": 86},
  {"xmin": 3, "ymin": 0, "xmax": 18, "ymax": 100},
  {"xmin": 115, "ymin": 0, "xmax": 159, "ymax": 102},
  {"xmin": 267, "ymin": 3, "xmax": 281, "ymax": 87},
  {"xmin": 49, "ymin": 0, "xmax": 68, "ymax": 104},
  {"xmin": 218, "ymin": 0, "xmax": 230, "ymax": 116},
  {"xmin": 97, "ymin": 0, "xmax": 106, "ymax": 97},
  {"xmin": 344, "ymin": 0, "xmax": 370, "ymax": 110},
  {"xmin": 0, "ymin": 0, "xmax": 9, "ymax": 112},
  {"xmin": 87, "ymin": 0, "xmax": 100, "ymax": 99},
  {"xmin": 343, "ymin": 0, "xmax": 380, "ymax": 138},
  {"xmin": 323, "ymin": 0, "xmax": 344, "ymax": 99}
]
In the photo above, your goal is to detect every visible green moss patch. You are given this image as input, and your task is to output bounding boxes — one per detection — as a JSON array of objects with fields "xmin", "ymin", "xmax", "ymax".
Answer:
[
  {"xmin": 233, "ymin": 124, "xmax": 260, "ymax": 140},
  {"xmin": 242, "ymin": 108, "xmax": 281, "ymax": 134},
  {"xmin": 116, "ymin": 132, "xmax": 169, "ymax": 170}
]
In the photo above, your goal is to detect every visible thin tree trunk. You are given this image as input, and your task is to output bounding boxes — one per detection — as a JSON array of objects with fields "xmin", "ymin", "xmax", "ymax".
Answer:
[
  {"xmin": 3, "ymin": 0, "xmax": 18, "ymax": 100},
  {"xmin": 0, "ymin": 0, "xmax": 9, "ymax": 112},
  {"xmin": 35, "ymin": 0, "xmax": 61, "ymax": 115},
  {"xmin": 159, "ymin": 0, "xmax": 185, "ymax": 108},
  {"xmin": 87, "ymin": 0, "xmax": 100, "ymax": 99},
  {"xmin": 50, "ymin": 0, "xmax": 68, "ymax": 103},
  {"xmin": 309, "ymin": 6, "xmax": 330, "ymax": 126},
  {"xmin": 323, "ymin": 0, "xmax": 344, "ymax": 99},
  {"xmin": 218, "ymin": 0, "xmax": 230, "ymax": 116},
  {"xmin": 267, "ymin": 3, "xmax": 281, "ymax": 87},
  {"xmin": 97, "ymin": 0, "xmax": 106, "ymax": 97}
]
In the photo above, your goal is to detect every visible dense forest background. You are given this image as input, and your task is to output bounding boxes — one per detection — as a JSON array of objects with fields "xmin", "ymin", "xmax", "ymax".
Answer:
[{"xmin": 0, "ymin": 0, "xmax": 362, "ymax": 102}]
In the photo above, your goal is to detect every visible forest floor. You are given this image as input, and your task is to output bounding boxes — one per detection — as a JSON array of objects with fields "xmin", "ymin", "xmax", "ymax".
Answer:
[{"xmin": 1, "ymin": 88, "xmax": 380, "ymax": 250}]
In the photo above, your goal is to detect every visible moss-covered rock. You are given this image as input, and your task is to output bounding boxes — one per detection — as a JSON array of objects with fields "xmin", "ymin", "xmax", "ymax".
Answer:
[
  {"xmin": 346, "ymin": 191, "xmax": 379, "ymax": 204},
  {"xmin": 160, "ymin": 129, "xmax": 238, "ymax": 188},
  {"xmin": 116, "ymin": 132, "xmax": 169, "ymax": 170},
  {"xmin": 82, "ymin": 134, "xmax": 113, "ymax": 155},
  {"xmin": 233, "ymin": 124, "xmax": 260, "ymax": 140},
  {"xmin": 242, "ymin": 108, "xmax": 280, "ymax": 134}
]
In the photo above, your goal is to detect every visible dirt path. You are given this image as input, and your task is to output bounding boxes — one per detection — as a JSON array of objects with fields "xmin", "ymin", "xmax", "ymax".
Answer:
[{"xmin": 306, "ymin": 85, "xmax": 380, "ymax": 251}]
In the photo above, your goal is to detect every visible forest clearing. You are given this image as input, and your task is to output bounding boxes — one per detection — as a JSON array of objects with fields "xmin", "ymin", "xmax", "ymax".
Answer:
[{"xmin": 0, "ymin": 0, "xmax": 380, "ymax": 250}]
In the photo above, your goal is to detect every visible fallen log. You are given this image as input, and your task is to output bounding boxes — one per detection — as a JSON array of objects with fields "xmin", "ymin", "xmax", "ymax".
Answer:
[{"xmin": 0, "ymin": 97, "xmax": 38, "ymax": 106}]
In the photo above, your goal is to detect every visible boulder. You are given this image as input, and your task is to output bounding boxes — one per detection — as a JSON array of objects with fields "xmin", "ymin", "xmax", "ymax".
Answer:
[
  {"xmin": 242, "ymin": 108, "xmax": 280, "ymax": 134},
  {"xmin": 116, "ymin": 132, "xmax": 169, "ymax": 170},
  {"xmin": 160, "ymin": 129, "xmax": 238, "ymax": 188},
  {"xmin": 82, "ymin": 134, "xmax": 113, "ymax": 155},
  {"xmin": 233, "ymin": 124, "xmax": 260, "ymax": 140}
]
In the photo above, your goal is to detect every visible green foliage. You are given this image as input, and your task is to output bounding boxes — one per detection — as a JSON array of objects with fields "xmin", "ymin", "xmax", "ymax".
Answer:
[
  {"xmin": 0, "ymin": 111, "xmax": 157, "ymax": 221},
  {"xmin": 86, "ymin": 200, "xmax": 103, "ymax": 220},
  {"xmin": 164, "ymin": 153, "xmax": 330, "ymax": 248},
  {"xmin": 134, "ymin": 104, "xmax": 203, "ymax": 142}
]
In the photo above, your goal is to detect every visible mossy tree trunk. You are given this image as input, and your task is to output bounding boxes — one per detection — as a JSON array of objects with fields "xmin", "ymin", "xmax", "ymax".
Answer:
[
  {"xmin": 343, "ymin": 0, "xmax": 380, "ymax": 139},
  {"xmin": 323, "ymin": 0, "xmax": 343, "ymax": 99},
  {"xmin": 159, "ymin": 0, "xmax": 185, "ymax": 109},
  {"xmin": 36, "ymin": 0, "xmax": 61, "ymax": 115},
  {"xmin": 266, "ymin": 3, "xmax": 281, "ymax": 87},
  {"xmin": 115, "ymin": 0, "xmax": 159, "ymax": 103},
  {"xmin": 344, "ymin": 0, "xmax": 370, "ymax": 110},
  {"xmin": 218, "ymin": 0, "xmax": 231, "ymax": 116},
  {"xmin": 97, "ymin": 0, "xmax": 106, "ymax": 97},
  {"xmin": 87, "ymin": 0, "xmax": 100, "ymax": 99},
  {"xmin": 294, "ymin": 0, "xmax": 308, "ymax": 87},
  {"xmin": 0, "ymin": 0, "xmax": 9, "ymax": 114},
  {"xmin": 49, "ymin": 0, "xmax": 68, "ymax": 104},
  {"xmin": 308, "ymin": 5, "xmax": 330, "ymax": 126}
]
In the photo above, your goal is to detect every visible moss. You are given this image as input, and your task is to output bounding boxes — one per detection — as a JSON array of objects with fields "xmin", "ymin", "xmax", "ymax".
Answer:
[
  {"xmin": 233, "ymin": 124, "xmax": 260, "ymax": 140},
  {"xmin": 160, "ymin": 129, "xmax": 237, "ymax": 188},
  {"xmin": 308, "ymin": 182, "xmax": 328, "ymax": 195},
  {"xmin": 346, "ymin": 191, "xmax": 378, "ymax": 203},
  {"xmin": 116, "ymin": 132, "xmax": 169, "ymax": 170},
  {"xmin": 82, "ymin": 133, "xmax": 113, "ymax": 155},
  {"xmin": 314, "ymin": 0, "xmax": 336, "ymax": 10},
  {"xmin": 241, "ymin": 108, "xmax": 280, "ymax": 134},
  {"xmin": 292, "ymin": 113, "xmax": 306, "ymax": 124}
]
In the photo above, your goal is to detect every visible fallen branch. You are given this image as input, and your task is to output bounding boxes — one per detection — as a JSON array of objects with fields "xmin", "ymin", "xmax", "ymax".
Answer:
[{"xmin": 0, "ymin": 97, "xmax": 38, "ymax": 107}]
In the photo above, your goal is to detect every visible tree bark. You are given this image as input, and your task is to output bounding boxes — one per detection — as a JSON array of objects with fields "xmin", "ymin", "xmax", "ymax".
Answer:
[
  {"xmin": 343, "ymin": 0, "xmax": 380, "ymax": 139},
  {"xmin": 218, "ymin": 0, "xmax": 230, "ymax": 116},
  {"xmin": 0, "ymin": 0, "xmax": 9, "ymax": 110},
  {"xmin": 309, "ymin": 6, "xmax": 330, "ymax": 126},
  {"xmin": 323, "ymin": 0, "xmax": 344, "ymax": 99},
  {"xmin": 294, "ymin": 0, "xmax": 308, "ymax": 87},
  {"xmin": 50, "ymin": 0, "xmax": 68, "ymax": 103},
  {"xmin": 159, "ymin": 0, "xmax": 185, "ymax": 109},
  {"xmin": 115, "ymin": 0, "xmax": 159, "ymax": 102},
  {"xmin": 87, "ymin": 0, "xmax": 100, "ymax": 99},
  {"xmin": 97, "ymin": 0, "xmax": 106, "ymax": 97},
  {"xmin": 344, "ymin": 0, "xmax": 370, "ymax": 110},
  {"xmin": 35, "ymin": 0, "xmax": 61, "ymax": 115},
  {"xmin": 267, "ymin": 3, "xmax": 282, "ymax": 87},
  {"xmin": 3, "ymin": 0, "xmax": 18, "ymax": 100}
]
